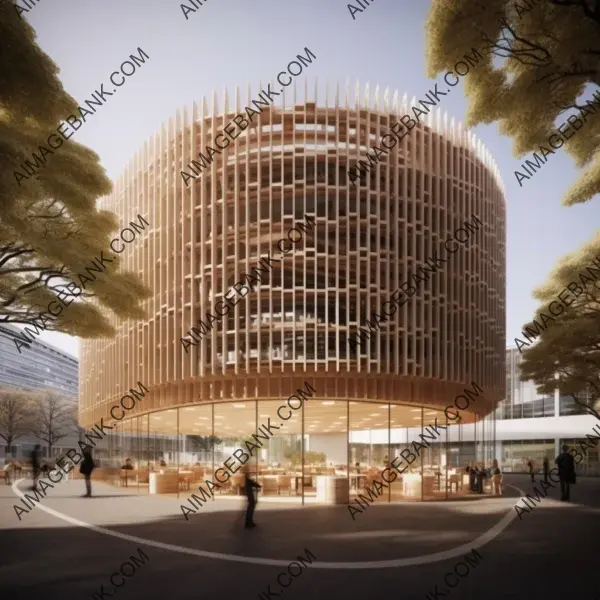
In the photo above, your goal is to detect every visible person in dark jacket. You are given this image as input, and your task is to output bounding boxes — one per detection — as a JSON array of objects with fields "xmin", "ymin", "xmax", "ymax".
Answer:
[
  {"xmin": 121, "ymin": 458, "xmax": 134, "ymax": 470},
  {"xmin": 243, "ymin": 465, "xmax": 262, "ymax": 529},
  {"xmin": 80, "ymin": 448, "xmax": 96, "ymax": 498},
  {"xmin": 555, "ymin": 445, "xmax": 576, "ymax": 501},
  {"xmin": 472, "ymin": 464, "xmax": 481, "ymax": 493},
  {"xmin": 543, "ymin": 456, "xmax": 550, "ymax": 484},
  {"xmin": 527, "ymin": 459, "xmax": 535, "ymax": 482},
  {"xmin": 477, "ymin": 463, "xmax": 487, "ymax": 493},
  {"xmin": 466, "ymin": 463, "xmax": 475, "ymax": 491},
  {"xmin": 31, "ymin": 445, "xmax": 41, "ymax": 491}
]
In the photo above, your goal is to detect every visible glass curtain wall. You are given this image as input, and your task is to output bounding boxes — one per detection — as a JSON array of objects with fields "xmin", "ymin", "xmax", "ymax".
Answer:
[
  {"xmin": 304, "ymin": 400, "xmax": 347, "ymax": 502},
  {"xmin": 502, "ymin": 439, "xmax": 556, "ymax": 473},
  {"xmin": 213, "ymin": 402, "xmax": 256, "ymax": 497},
  {"xmin": 179, "ymin": 404, "xmax": 212, "ymax": 496},
  {"xmin": 95, "ymin": 400, "xmax": 497, "ymax": 501},
  {"xmin": 257, "ymin": 400, "xmax": 302, "ymax": 498},
  {"xmin": 349, "ymin": 402, "xmax": 389, "ymax": 504},
  {"xmin": 389, "ymin": 403, "xmax": 408, "ymax": 501}
]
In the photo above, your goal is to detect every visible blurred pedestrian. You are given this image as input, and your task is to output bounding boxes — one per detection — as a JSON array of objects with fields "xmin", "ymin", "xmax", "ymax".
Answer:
[
  {"xmin": 543, "ymin": 456, "xmax": 549, "ymax": 484},
  {"xmin": 491, "ymin": 459, "xmax": 503, "ymax": 495},
  {"xmin": 527, "ymin": 459, "xmax": 535, "ymax": 483},
  {"xmin": 466, "ymin": 463, "xmax": 474, "ymax": 491},
  {"xmin": 3, "ymin": 459, "xmax": 13, "ymax": 485},
  {"xmin": 477, "ymin": 463, "xmax": 487, "ymax": 493},
  {"xmin": 556, "ymin": 445, "xmax": 576, "ymax": 501},
  {"xmin": 80, "ymin": 448, "xmax": 96, "ymax": 498},
  {"xmin": 243, "ymin": 465, "xmax": 261, "ymax": 529},
  {"xmin": 31, "ymin": 445, "xmax": 41, "ymax": 491}
]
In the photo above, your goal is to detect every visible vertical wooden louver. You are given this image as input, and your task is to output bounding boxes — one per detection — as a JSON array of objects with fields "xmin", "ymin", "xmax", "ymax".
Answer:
[{"xmin": 79, "ymin": 80, "xmax": 506, "ymax": 428}]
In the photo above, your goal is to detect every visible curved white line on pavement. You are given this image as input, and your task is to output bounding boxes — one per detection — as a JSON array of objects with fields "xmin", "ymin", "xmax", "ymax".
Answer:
[{"xmin": 12, "ymin": 480, "xmax": 523, "ymax": 570}]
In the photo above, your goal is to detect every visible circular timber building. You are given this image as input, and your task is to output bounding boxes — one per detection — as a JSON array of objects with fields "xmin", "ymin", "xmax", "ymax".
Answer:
[{"xmin": 80, "ymin": 81, "xmax": 506, "ymax": 502}]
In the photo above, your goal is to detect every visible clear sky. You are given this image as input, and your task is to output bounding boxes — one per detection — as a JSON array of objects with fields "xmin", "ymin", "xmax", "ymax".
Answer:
[{"xmin": 19, "ymin": 0, "xmax": 599, "ymax": 360}]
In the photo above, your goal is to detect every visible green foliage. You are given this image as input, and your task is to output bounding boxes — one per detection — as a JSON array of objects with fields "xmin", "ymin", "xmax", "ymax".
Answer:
[
  {"xmin": 0, "ymin": 1, "xmax": 150, "ymax": 339},
  {"xmin": 28, "ymin": 390, "xmax": 77, "ymax": 452},
  {"xmin": 0, "ymin": 387, "xmax": 35, "ymax": 445},
  {"xmin": 187, "ymin": 435, "xmax": 223, "ymax": 451},
  {"xmin": 426, "ymin": 0, "xmax": 600, "ymax": 205},
  {"xmin": 518, "ymin": 232, "xmax": 600, "ymax": 420},
  {"xmin": 283, "ymin": 449, "xmax": 326, "ymax": 464}
]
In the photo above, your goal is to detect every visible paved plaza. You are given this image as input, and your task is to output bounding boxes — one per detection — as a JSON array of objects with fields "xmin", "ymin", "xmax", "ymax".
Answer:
[{"xmin": 0, "ymin": 475, "xmax": 598, "ymax": 599}]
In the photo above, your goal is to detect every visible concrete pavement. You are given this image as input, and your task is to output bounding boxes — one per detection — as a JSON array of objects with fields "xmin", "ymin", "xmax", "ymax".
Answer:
[{"xmin": 0, "ymin": 474, "xmax": 598, "ymax": 599}]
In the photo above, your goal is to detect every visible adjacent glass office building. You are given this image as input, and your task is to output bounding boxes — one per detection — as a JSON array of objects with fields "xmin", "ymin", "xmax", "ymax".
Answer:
[
  {"xmin": 0, "ymin": 323, "xmax": 79, "ymax": 459},
  {"xmin": 0, "ymin": 323, "xmax": 78, "ymax": 398},
  {"xmin": 495, "ymin": 347, "xmax": 600, "ymax": 475},
  {"xmin": 80, "ymin": 81, "xmax": 507, "ymax": 501}
]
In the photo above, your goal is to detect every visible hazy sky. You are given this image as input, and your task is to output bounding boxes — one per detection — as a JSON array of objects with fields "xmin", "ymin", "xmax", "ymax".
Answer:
[{"xmin": 19, "ymin": 0, "xmax": 600, "ymax": 359}]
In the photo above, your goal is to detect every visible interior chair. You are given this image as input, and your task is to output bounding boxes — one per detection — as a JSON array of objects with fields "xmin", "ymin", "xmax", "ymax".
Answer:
[
  {"xmin": 260, "ymin": 476, "xmax": 279, "ymax": 496},
  {"xmin": 278, "ymin": 475, "xmax": 292, "ymax": 496}
]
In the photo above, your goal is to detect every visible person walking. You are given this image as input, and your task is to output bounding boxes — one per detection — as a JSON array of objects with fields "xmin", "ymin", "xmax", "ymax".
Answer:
[
  {"xmin": 80, "ymin": 448, "xmax": 96, "ymax": 498},
  {"xmin": 491, "ymin": 459, "xmax": 503, "ymax": 496},
  {"xmin": 243, "ymin": 465, "xmax": 261, "ymax": 529},
  {"xmin": 555, "ymin": 445, "xmax": 576, "ymax": 501},
  {"xmin": 3, "ymin": 459, "xmax": 13, "ymax": 485},
  {"xmin": 527, "ymin": 459, "xmax": 535, "ymax": 483},
  {"xmin": 543, "ymin": 456, "xmax": 550, "ymax": 484},
  {"xmin": 31, "ymin": 445, "xmax": 41, "ymax": 491}
]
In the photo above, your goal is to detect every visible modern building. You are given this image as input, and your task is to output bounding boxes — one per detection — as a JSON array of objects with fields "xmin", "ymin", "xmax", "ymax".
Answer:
[
  {"xmin": 0, "ymin": 324, "xmax": 78, "ymax": 398},
  {"xmin": 494, "ymin": 347, "xmax": 600, "ymax": 475},
  {"xmin": 0, "ymin": 323, "xmax": 79, "ymax": 460},
  {"xmin": 79, "ymin": 82, "xmax": 506, "ymax": 501}
]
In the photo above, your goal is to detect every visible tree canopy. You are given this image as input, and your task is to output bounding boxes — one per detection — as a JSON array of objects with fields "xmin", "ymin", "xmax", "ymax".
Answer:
[
  {"xmin": 28, "ymin": 391, "xmax": 78, "ymax": 453},
  {"xmin": 426, "ymin": 0, "xmax": 600, "ymax": 205},
  {"xmin": 0, "ymin": 0, "xmax": 150, "ymax": 341},
  {"xmin": 517, "ymin": 232, "xmax": 600, "ymax": 420},
  {"xmin": 0, "ymin": 387, "xmax": 33, "ymax": 449}
]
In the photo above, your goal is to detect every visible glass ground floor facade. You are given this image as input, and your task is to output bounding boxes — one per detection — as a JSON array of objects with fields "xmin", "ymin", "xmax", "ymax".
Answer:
[
  {"xmin": 500, "ymin": 438, "xmax": 600, "ymax": 476},
  {"xmin": 81, "ymin": 399, "xmax": 498, "ymax": 502}
]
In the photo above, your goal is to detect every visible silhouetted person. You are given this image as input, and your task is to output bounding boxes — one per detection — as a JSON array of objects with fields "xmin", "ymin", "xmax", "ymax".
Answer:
[
  {"xmin": 80, "ymin": 448, "xmax": 96, "ymax": 498},
  {"xmin": 122, "ymin": 458, "xmax": 134, "ymax": 470},
  {"xmin": 477, "ymin": 464, "xmax": 487, "ymax": 493},
  {"xmin": 243, "ymin": 466, "xmax": 261, "ymax": 529},
  {"xmin": 470, "ymin": 464, "xmax": 480, "ymax": 492},
  {"xmin": 527, "ymin": 459, "xmax": 535, "ymax": 482},
  {"xmin": 31, "ymin": 445, "xmax": 41, "ymax": 491},
  {"xmin": 543, "ymin": 456, "xmax": 549, "ymax": 484},
  {"xmin": 466, "ymin": 464, "xmax": 475, "ymax": 491},
  {"xmin": 556, "ymin": 445, "xmax": 576, "ymax": 501}
]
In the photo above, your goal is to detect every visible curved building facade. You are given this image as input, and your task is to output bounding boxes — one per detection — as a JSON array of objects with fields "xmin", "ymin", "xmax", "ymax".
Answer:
[{"xmin": 80, "ymin": 82, "xmax": 506, "ymax": 502}]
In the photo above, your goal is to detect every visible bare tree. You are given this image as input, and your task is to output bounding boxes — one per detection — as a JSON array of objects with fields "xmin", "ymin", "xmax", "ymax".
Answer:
[
  {"xmin": 29, "ymin": 392, "xmax": 77, "ymax": 456},
  {"xmin": 0, "ymin": 388, "xmax": 33, "ymax": 456}
]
